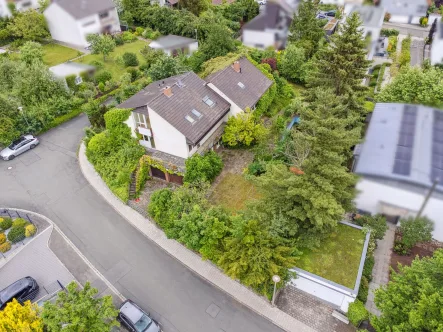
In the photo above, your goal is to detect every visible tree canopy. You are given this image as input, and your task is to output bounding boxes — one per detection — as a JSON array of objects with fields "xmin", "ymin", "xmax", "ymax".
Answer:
[
  {"xmin": 0, "ymin": 299, "xmax": 43, "ymax": 332},
  {"xmin": 7, "ymin": 10, "xmax": 49, "ymax": 41},
  {"xmin": 86, "ymin": 34, "xmax": 116, "ymax": 61},
  {"xmin": 372, "ymin": 249, "xmax": 443, "ymax": 331},
  {"xmin": 41, "ymin": 281, "xmax": 119, "ymax": 332}
]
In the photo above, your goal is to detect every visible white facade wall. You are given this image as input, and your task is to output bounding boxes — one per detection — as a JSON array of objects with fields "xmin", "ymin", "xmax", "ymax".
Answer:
[
  {"xmin": 148, "ymin": 107, "xmax": 189, "ymax": 159},
  {"xmin": 44, "ymin": 4, "xmax": 84, "ymax": 46},
  {"xmin": 207, "ymin": 83, "xmax": 243, "ymax": 116},
  {"xmin": 431, "ymin": 21, "xmax": 443, "ymax": 65},
  {"xmin": 388, "ymin": 15, "xmax": 420, "ymax": 24},
  {"xmin": 188, "ymin": 115, "xmax": 228, "ymax": 156},
  {"xmin": 355, "ymin": 178, "xmax": 443, "ymax": 241},
  {"xmin": 242, "ymin": 30, "xmax": 276, "ymax": 49},
  {"xmin": 77, "ymin": 8, "xmax": 121, "ymax": 47},
  {"xmin": 0, "ymin": 0, "xmax": 40, "ymax": 17}
]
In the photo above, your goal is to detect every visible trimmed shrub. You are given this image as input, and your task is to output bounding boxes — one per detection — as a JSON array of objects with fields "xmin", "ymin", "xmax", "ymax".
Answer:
[
  {"xmin": 381, "ymin": 28, "xmax": 399, "ymax": 37},
  {"xmin": 123, "ymin": 52, "xmax": 139, "ymax": 67},
  {"xmin": 399, "ymin": 216, "xmax": 434, "ymax": 250},
  {"xmin": 7, "ymin": 227, "xmax": 26, "ymax": 243},
  {"xmin": 114, "ymin": 33, "xmax": 124, "ymax": 46},
  {"xmin": 184, "ymin": 151, "xmax": 223, "ymax": 184},
  {"xmin": 419, "ymin": 17, "xmax": 428, "ymax": 27},
  {"xmin": 94, "ymin": 70, "xmax": 112, "ymax": 84},
  {"xmin": 134, "ymin": 27, "xmax": 144, "ymax": 36},
  {"xmin": 362, "ymin": 254, "xmax": 375, "ymax": 282},
  {"xmin": 122, "ymin": 31, "xmax": 137, "ymax": 43},
  {"xmin": 126, "ymin": 68, "xmax": 140, "ymax": 82},
  {"xmin": 0, "ymin": 233, "xmax": 6, "ymax": 245},
  {"xmin": 98, "ymin": 82, "xmax": 105, "ymax": 92},
  {"xmin": 348, "ymin": 300, "xmax": 369, "ymax": 327},
  {"xmin": 0, "ymin": 218, "xmax": 12, "ymax": 231},
  {"xmin": 12, "ymin": 218, "xmax": 29, "ymax": 228},
  {"xmin": 25, "ymin": 224, "xmax": 37, "ymax": 238},
  {"xmin": 0, "ymin": 241, "xmax": 11, "ymax": 253}
]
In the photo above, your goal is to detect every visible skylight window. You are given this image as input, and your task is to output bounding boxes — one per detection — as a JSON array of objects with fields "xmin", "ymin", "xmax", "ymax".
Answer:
[
  {"xmin": 238, "ymin": 82, "xmax": 245, "ymax": 89},
  {"xmin": 203, "ymin": 96, "xmax": 215, "ymax": 107},
  {"xmin": 191, "ymin": 109, "xmax": 202, "ymax": 118},
  {"xmin": 185, "ymin": 115, "xmax": 195, "ymax": 124}
]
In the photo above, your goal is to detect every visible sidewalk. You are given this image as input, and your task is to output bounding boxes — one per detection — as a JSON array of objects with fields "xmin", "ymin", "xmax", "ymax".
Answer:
[
  {"xmin": 366, "ymin": 224, "xmax": 396, "ymax": 315},
  {"xmin": 78, "ymin": 143, "xmax": 316, "ymax": 332}
]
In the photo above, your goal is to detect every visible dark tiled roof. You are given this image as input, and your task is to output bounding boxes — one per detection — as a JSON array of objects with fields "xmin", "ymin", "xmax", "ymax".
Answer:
[
  {"xmin": 207, "ymin": 57, "xmax": 273, "ymax": 110},
  {"xmin": 53, "ymin": 0, "xmax": 115, "ymax": 19},
  {"xmin": 118, "ymin": 72, "xmax": 230, "ymax": 145}
]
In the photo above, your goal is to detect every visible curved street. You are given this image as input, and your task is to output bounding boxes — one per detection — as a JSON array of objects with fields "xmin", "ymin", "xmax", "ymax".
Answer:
[{"xmin": 0, "ymin": 114, "xmax": 283, "ymax": 332}]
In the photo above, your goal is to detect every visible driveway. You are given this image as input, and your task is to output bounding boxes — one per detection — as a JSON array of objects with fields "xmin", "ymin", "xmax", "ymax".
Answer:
[{"xmin": 0, "ymin": 113, "xmax": 283, "ymax": 332}]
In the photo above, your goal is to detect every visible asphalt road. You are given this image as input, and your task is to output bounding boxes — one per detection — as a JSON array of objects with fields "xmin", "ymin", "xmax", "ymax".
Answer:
[
  {"xmin": 0, "ymin": 114, "xmax": 283, "ymax": 332},
  {"xmin": 382, "ymin": 22, "xmax": 430, "ymax": 38}
]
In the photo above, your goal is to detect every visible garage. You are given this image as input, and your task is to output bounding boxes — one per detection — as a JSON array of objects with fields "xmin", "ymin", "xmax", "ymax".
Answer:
[
  {"xmin": 169, "ymin": 173, "xmax": 184, "ymax": 185},
  {"xmin": 150, "ymin": 166, "xmax": 166, "ymax": 180}
]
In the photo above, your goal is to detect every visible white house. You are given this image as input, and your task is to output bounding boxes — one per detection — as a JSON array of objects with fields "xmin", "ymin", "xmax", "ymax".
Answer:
[
  {"xmin": 242, "ymin": 0, "xmax": 295, "ymax": 50},
  {"xmin": 149, "ymin": 35, "xmax": 198, "ymax": 57},
  {"xmin": 431, "ymin": 19, "xmax": 443, "ymax": 65},
  {"xmin": 353, "ymin": 103, "xmax": 443, "ymax": 242},
  {"xmin": 344, "ymin": 4, "xmax": 385, "ymax": 59},
  {"xmin": 49, "ymin": 62, "xmax": 95, "ymax": 86},
  {"xmin": 44, "ymin": 0, "xmax": 121, "ymax": 48},
  {"xmin": 117, "ymin": 58, "xmax": 272, "ymax": 180},
  {"xmin": 0, "ymin": 0, "xmax": 40, "ymax": 17}
]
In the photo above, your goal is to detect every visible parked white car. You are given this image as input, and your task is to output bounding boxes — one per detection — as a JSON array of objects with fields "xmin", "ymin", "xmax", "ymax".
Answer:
[{"xmin": 0, "ymin": 135, "xmax": 39, "ymax": 161}]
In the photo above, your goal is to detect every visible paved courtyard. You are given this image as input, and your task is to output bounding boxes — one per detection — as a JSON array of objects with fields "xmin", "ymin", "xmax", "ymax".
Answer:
[{"xmin": 276, "ymin": 286, "xmax": 355, "ymax": 332}]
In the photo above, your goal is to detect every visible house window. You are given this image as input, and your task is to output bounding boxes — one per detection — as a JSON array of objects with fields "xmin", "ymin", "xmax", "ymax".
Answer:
[
  {"xmin": 237, "ymin": 82, "xmax": 245, "ymax": 89},
  {"xmin": 185, "ymin": 115, "xmax": 195, "ymax": 124},
  {"xmin": 134, "ymin": 112, "xmax": 149, "ymax": 128},
  {"xmin": 75, "ymin": 76, "xmax": 83, "ymax": 85},
  {"xmin": 188, "ymin": 144, "xmax": 193, "ymax": 152},
  {"xmin": 99, "ymin": 11, "xmax": 109, "ymax": 19},
  {"xmin": 203, "ymin": 96, "xmax": 215, "ymax": 107},
  {"xmin": 191, "ymin": 109, "xmax": 202, "ymax": 119}
]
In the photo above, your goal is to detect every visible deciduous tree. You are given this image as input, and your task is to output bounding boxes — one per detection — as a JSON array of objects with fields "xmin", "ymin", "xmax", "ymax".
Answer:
[
  {"xmin": 86, "ymin": 34, "xmax": 116, "ymax": 61},
  {"xmin": 279, "ymin": 43, "xmax": 307, "ymax": 83},
  {"xmin": 179, "ymin": 0, "xmax": 209, "ymax": 16},
  {"xmin": 199, "ymin": 25, "xmax": 236, "ymax": 61},
  {"xmin": 372, "ymin": 249, "xmax": 443, "ymax": 331},
  {"xmin": 20, "ymin": 41, "xmax": 43, "ymax": 65},
  {"xmin": 41, "ymin": 281, "xmax": 119, "ymax": 332},
  {"xmin": 7, "ymin": 10, "xmax": 49, "ymax": 41},
  {"xmin": 222, "ymin": 108, "xmax": 268, "ymax": 147},
  {"xmin": 0, "ymin": 299, "xmax": 43, "ymax": 332}
]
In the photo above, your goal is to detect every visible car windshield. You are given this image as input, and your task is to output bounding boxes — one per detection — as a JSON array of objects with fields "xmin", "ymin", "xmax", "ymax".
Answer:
[
  {"xmin": 8, "ymin": 137, "xmax": 26, "ymax": 150},
  {"xmin": 134, "ymin": 314, "xmax": 152, "ymax": 332}
]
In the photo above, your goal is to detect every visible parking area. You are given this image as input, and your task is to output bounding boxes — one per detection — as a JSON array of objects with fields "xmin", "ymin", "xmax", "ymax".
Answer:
[{"xmin": 0, "ymin": 226, "xmax": 75, "ymax": 302}]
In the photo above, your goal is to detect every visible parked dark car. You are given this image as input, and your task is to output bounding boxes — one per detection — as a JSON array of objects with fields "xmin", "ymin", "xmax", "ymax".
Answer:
[
  {"xmin": 118, "ymin": 300, "xmax": 161, "ymax": 332},
  {"xmin": 0, "ymin": 277, "xmax": 39, "ymax": 310},
  {"xmin": 325, "ymin": 10, "xmax": 336, "ymax": 17}
]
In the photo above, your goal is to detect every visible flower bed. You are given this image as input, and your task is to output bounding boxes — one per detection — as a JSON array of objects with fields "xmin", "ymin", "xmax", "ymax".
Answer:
[{"xmin": 0, "ymin": 217, "xmax": 37, "ymax": 256}]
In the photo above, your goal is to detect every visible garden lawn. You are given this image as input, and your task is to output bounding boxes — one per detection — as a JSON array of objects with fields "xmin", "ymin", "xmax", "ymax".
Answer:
[
  {"xmin": 75, "ymin": 40, "xmax": 148, "ymax": 78},
  {"xmin": 296, "ymin": 223, "xmax": 366, "ymax": 289},
  {"xmin": 209, "ymin": 173, "xmax": 261, "ymax": 212},
  {"xmin": 43, "ymin": 43, "xmax": 81, "ymax": 66}
]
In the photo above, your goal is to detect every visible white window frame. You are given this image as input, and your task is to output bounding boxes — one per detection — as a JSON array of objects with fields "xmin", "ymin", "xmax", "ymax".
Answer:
[
  {"xmin": 75, "ymin": 76, "xmax": 83, "ymax": 85},
  {"xmin": 134, "ymin": 112, "xmax": 148, "ymax": 128}
]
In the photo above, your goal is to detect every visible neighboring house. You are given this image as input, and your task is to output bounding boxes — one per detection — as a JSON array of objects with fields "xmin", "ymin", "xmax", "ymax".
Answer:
[
  {"xmin": 44, "ymin": 0, "xmax": 121, "ymax": 48},
  {"xmin": 344, "ymin": 4, "xmax": 385, "ymax": 59},
  {"xmin": 431, "ymin": 19, "xmax": 443, "ymax": 65},
  {"xmin": 117, "ymin": 58, "xmax": 272, "ymax": 180},
  {"xmin": 319, "ymin": 0, "xmax": 363, "ymax": 4},
  {"xmin": 242, "ymin": 0, "xmax": 295, "ymax": 50},
  {"xmin": 378, "ymin": 0, "xmax": 431, "ymax": 24},
  {"xmin": 150, "ymin": 0, "xmax": 178, "ymax": 6},
  {"xmin": 49, "ymin": 62, "xmax": 95, "ymax": 86},
  {"xmin": 0, "ymin": 0, "xmax": 40, "ymax": 17},
  {"xmin": 206, "ymin": 57, "xmax": 273, "ymax": 115},
  {"xmin": 353, "ymin": 103, "xmax": 443, "ymax": 242},
  {"xmin": 149, "ymin": 35, "xmax": 198, "ymax": 57}
]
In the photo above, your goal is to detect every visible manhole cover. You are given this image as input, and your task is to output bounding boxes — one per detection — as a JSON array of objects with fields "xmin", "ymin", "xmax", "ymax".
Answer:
[{"xmin": 206, "ymin": 303, "xmax": 220, "ymax": 318}]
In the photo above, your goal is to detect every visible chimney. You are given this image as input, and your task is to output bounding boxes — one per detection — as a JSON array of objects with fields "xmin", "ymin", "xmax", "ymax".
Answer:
[
  {"xmin": 162, "ymin": 86, "xmax": 173, "ymax": 97},
  {"xmin": 233, "ymin": 61, "xmax": 241, "ymax": 73}
]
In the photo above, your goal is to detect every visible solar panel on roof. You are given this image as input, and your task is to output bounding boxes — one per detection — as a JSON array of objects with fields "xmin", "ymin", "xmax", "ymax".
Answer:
[
  {"xmin": 398, "ymin": 133, "xmax": 414, "ymax": 147},
  {"xmin": 393, "ymin": 106, "xmax": 417, "ymax": 176},
  {"xmin": 393, "ymin": 160, "xmax": 411, "ymax": 176},
  {"xmin": 431, "ymin": 110, "xmax": 443, "ymax": 183},
  {"xmin": 400, "ymin": 123, "xmax": 416, "ymax": 135}
]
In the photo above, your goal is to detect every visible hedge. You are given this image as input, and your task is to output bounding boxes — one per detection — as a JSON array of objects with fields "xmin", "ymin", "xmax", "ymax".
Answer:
[
  {"xmin": 12, "ymin": 218, "xmax": 29, "ymax": 228},
  {"xmin": 135, "ymin": 157, "xmax": 151, "ymax": 197},
  {"xmin": 381, "ymin": 28, "xmax": 399, "ymax": 37},
  {"xmin": 0, "ymin": 217, "xmax": 12, "ymax": 231},
  {"xmin": 348, "ymin": 300, "xmax": 369, "ymax": 326}
]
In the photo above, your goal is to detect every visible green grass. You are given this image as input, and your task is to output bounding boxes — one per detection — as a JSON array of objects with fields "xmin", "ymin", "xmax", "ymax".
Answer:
[
  {"xmin": 210, "ymin": 173, "xmax": 261, "ymax": 212},
  {"xmin": 75, "ymin": 40, "xmax": 148, "ymax": 79},
  {"xmin": 43, "ymin": 43, "xmax": 81, "ymax": 66},
  {"xmin": 296, "ymin": 223, "xmax": 366, "ymax": 289}
]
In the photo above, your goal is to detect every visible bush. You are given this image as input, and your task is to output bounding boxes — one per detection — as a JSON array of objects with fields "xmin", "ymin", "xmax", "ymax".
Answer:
[
  {"xmin": 398, "ymin": 216, "xmax": 434, "ymax": 250},
  {"xmin": 0, "ymin": 233, "xmax": 6, "ymax": 245},
  {"xmin": 419, "ymin": 17, "xmax": 428, "ymax": 27},
  {"xmin": 89, "ymin": 60, "xmax": 104, "ymax": 70},
  {"xmin": 381, "ymin": 28, "xmax": 399, "ymax": 37},
  {"xmin": 354, "ymin": 214, "xmax": 388, "ymax": 241},
  {"xmin": 25, "ymin": 224, "xmax": 37, "ymax": 238},
  {"xmin": 113, "ymin": 33, "xmax": 124, "ymax": 46},
  {"xmin": 0, "ymin": 218, "xmax": 12, "ymax": 231},
  {"xmin": 0, "ymin": 241, "xmax": 11, "ymax": 253},
  {"xmin": 261, "ymin": 58, "xmax": 277, "ymax": 71},
  {"xmin": 134, "ymin": 27, "xmax": 144, "ymax": 36},
  {"xmin": 65, "ymin": 74, "xmax": 77, "ymax": 91},
  {"xmin": 222, "ymin": 109, "xmax": 268, "ymax": 147},
  {"xmin": 184, "ymin": 151, "xmax": 223, "ymax": 184},
  {"xmin": 94, "ymin": 70, "xmax": 112, "ymax": 84},
  {"xmin": 126, "ymin": 67, "xmax": 140, "ymax": 82},
  {"xmin": 7, "ymin": 227, "xmax": 26, "ymax": 243},
  {"xmin": 122, "ymin": 52, "xmax": 139, "ymax": 67},
  {"xmin": 98, "ymin": 82, "xmax": 105, "ymax": 92},
  {"xmin": 247, "ymin": 161, "xmax": 266, "ymax": 176},
  {"xmin": 348, "ymin": 300, "xmax": 369, "ymax": 327},
  {"xmin": 362, "ymin": 255, "xmax": 375, "ymax": 282},
  {"xmin": 122, "ymin": 31, "xmax": 137, "ymax": 43},
  {"xmin": 357, "ymin": 276, "xmax": 369, "ymax": 303},
  {"xmin": 12, "ymin": 218, "xmax": 29, "ymax": 228}
]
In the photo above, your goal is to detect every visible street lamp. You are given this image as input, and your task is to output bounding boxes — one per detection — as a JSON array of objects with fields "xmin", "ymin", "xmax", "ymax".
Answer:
[
  {"xmin": 18, "ymin": 106, "xmax": 30, "ymax": 127},
  {"xmin": 271, "ymin": 275, "xmax": 281, "ymax": 306}
]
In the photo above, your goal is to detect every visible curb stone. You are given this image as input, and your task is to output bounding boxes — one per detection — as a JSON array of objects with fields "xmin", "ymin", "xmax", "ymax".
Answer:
[{"xmin": 78, "ymin": 143, "xmax": 316, "ymax": 332}]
